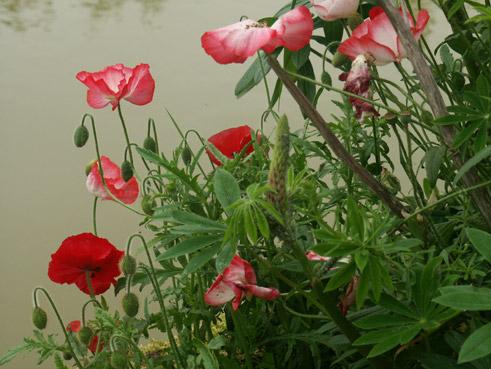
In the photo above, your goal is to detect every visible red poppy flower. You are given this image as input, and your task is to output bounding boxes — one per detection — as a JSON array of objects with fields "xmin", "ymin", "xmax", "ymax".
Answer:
[
  {"xmin": 206, "ymin": 125, "xmax": 258, "ymax": 166},
  {"xmin": 204, "ymin": 255, "xmax": 280, "ymax": 310},
  {"xmin": 67, "ymin": 320, "xmax": 81, "ymax": 333},
  {"xmin": 338, "ymin": 6, "xmax": 429, "ymax": 65},
  {"xmin": 86, "ymin": 156, "xmax": 139, "ymax": 205},
  {"xmin": 48, "ymin": 233, "xmax": 124, "ymax": 295},
  {"xmin": 88, "ymin": 335, "xmax": 104, "ymax": 353},
  {"xmin": 339, "ymin": 55, "xmax": 379, "ymax": 120},
  {"xmin": 201, "ymin": 6, "xmax": 313, "ymax": 64},
  {"xmin": 76, "ymin": 63, "xmax": 155, "ymax": 110}
]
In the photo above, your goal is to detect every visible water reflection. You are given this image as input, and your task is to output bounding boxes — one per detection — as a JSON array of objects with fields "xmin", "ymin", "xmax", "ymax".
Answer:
[{"xmin": 0, "ymin": 0, "xmax": 167, "ymax": 32}]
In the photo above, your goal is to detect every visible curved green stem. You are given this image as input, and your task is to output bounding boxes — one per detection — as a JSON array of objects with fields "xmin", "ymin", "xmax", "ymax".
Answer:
[
  {"xmin": 33, "ymin": 287, "xmax": 84, "ymax": 369},
  {"xmin": 81, "ymin": 299, "xmax": 103, "ymax": 326},
  {"xmin": 109, "ymin": 334, "xmax": 151, "ymax": 368}
]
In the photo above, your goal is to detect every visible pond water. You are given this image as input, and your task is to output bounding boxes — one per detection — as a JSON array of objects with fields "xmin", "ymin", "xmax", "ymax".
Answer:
[{"xmin": 0, "ymin": 1, "xmax": 448, "ymax": 367}]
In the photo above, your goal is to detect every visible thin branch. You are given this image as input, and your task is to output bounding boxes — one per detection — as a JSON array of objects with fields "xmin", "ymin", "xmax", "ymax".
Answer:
[
  {"xmin": 376, "ymin": 0, "xmax": 491, "ymax": 228},
  {"xmin": 267, "ymin": 55, "xmax": 406, "ymax": 218}
]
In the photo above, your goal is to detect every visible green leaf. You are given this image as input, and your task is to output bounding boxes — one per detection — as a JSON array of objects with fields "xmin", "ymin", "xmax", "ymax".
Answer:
[
  {"xmin": 291, "ymin": 45, "xmax": 310, "ymax": 69},
  {"xmin": 166, "ymin": 210, "xmax": 226, "ymax": 232},
  {"xmin": 452, "ymin": 120, "xmax": 483, "ymax": 149},
  {"xmin": 215, "ymin": 243, "xmax": 236, "ymax": 273},
  {"xmin": 213, "ymin": 168, "xmax": 241, "ymax": 213},
  {"xmin": 195, "ymin": 339, "xmax": 219, "ymax": 369},
  {"xmin": 448, "ymin": 0, "xmax": 465, "ymax": 19},
  {"xmin": 458, "ymin": 323, "xmax": 491, "ymax": 363},
  {"xmin": 354, "ymin": 314, "xmax": 414, "ymax": 329},
  {"xmin": 325, "ymin": 262, "xmax": 356, "ymax": 291},
  {"xmin": 243, "ymin": 206, "xmax": 258, "ymax": 244},
  {"xmin": 157, "ymin": 235, "xmax": 221, "ymax": 261},
  {"xmin": 367, "ymin": 257, "xmax": 382, "ymax": 302},
  {"xmin": 297, "ymin": 60, "xmax": 316, "ymax": 105},
  {"xmin": 207, "ymin": 336, "xmax": 226, "ymax": 350},
  {"xmin": 434, "ymin": 286, "xmax": 491, "ymax": 310},
  {"xmin": 454, "ymin": 146, "xmax": 491, "ymax": 185},
  {"xmin": 183, "ymin": 244, "xmax": 221, "ymax": 275},
  {"xmin": 379, "ymin": 294, "xmax": 419, "ymax": 319},
  {"xmin": 466, "ymin": 228, "xmax": 491, "ymax": 263},
  {"xmin": 425, "ymin": 146, "xmax": 446, "ymax": 188},
  {"xmin": 367, "ymin": 325, "xmax": 420, "ymax": 358},
  {"xmin": 235, "ymin": 51, "xmax": 279, "ymax": 98}
]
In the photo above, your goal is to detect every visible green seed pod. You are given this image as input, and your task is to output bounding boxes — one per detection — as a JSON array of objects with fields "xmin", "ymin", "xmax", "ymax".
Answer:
[
  {"xmin": 63, "ymin": 351, "xmax": 73, "ymax": 361},
  {"xmin": 74, "ymin": 125, "xmax": 89, "ymax": 148},
  {"xmin": 121, "ymin": 255, "xmax": 137, "ymax": 276},
  {"xmin": 122, "ymin": 293, "xmax": 139, "ymax": 317},
  {"xmin": 78, "ymin": 326, "xmax": 93, "ymax": 345},
  {"xmin": 267, "ymin": 115, "xmax": 290, "ymax": 213},
  {"xmin": 32, "ymin": 307, "xmax": 47, "ymax": 330},
  {"xmin": 332, "ymin": 51, "xmax": 349, "ymax": 68},
  {"xmin": 143, "ymin": 136, "xmax": 157, "ymax": 153},
  {"xmin": 347, "ymin": 13, "xmax": 364, "ymax": 30},
  {"xmin": 141, "ymin": 194, "xmax": 156, "ymax": 216},
  {"xmin": 181, "ymin": 146, "xmax": 192, "ymax": 165},
  {"xmin": 110, "ymin": 351, "xmax": 127, "ymax": 369},
  {"xmin": 120, "ymin": 161, "xmax": 133, "ymax": 182}
]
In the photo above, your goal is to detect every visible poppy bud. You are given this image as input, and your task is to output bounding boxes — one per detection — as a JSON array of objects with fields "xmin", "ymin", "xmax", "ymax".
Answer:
[
  {"xmin": 122, "ymin": 293, "xmax": 139, "ymax": 317},
  {"xmin": 63, "ymin": 351, "xmax": 73, "ymax": 361},
  {"xmin": 122, "ymin": 255, "xmax": 137, "ymax": 276},
  {"xmin": 78, "ymin": 326, "xmax": 93, "ymax": 345},
  {"xmin": 32, "ymin": 307, "xmax": 47, "ymax": 330},
  {"xmin": 347, "ymin": 13, "xmax": 364, "ymax": 30},
  {"xmin": 181, "ymin": 146, "xmax": 192, "ymax": 165},
  {"xmin": 332, "ymin": 51, "xmax": 349, "ymax": 68},
  {"xmin": 110, "ymin": 351, "xmax": 127, "ymax": 369},
  {"xmin": 143, "ymin": 137, "xmax": 157, "ymax": 153},
  {"xmin": 141, "ymin": 194, "xmax": 156, "ymax": 216},
  {"xmin": 267, "ymin": 115, "xmax": 290, "ymax": 212},
  {"xmin": 74, "ymin": 125, "xmax": 89, "ymax": 148},
  {"xmin": 85, "ymin": 160, "xmax": 96, "ymax": 176},
  {"xmin": 120, "ymin": 161, "xmax": 133, "ymax": 182}
]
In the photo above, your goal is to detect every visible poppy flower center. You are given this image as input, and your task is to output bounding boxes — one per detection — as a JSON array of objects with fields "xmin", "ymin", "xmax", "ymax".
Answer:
[
  {"xmin": 84, "ymin": 266, "xmax": 102, "ymax": 278},
  {"xmin": 245, "ymin": 21, "xmax": 267, "ymax": 29}
]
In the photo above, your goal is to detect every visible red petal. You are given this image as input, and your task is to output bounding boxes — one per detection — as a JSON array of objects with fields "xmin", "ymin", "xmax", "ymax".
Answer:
[
  {"xmin": 223, "ymin": 255, "xmax": 257, "ymax": 285},
  {"xmin": 306, "ymin": 251, "xmax": 332, "ymax": 262},
  {"xmin": 204, "ymin": 274, "xmax": 239, "ymax": 306},
  {"xmin": 201, "ymin": 20, "xmax": 276, "ymax": 64},
  {"xmin": 244, "ymin": 284, "xmax": 280, "ymax": 301},
  {"xmin": 86, "ymin": 156, "xmax": 139, "ymax": 204},
  {"xmin": 88, "ymin": 335, "xmax": 103, "ymax": 353},
  {"xmin": 269, "ymin": 6, "xmax": 313, "ymax": 52},
  {"xmin": 206, "ymin": 125, "xmax": 255, "ymax": 165},
  {"xmin": 67, "ymin": 320, "xmax": 81, "ymax": 333},
  {"xmin": 123, "ymin": 64, "xmax": 155, "ymax": 106}
]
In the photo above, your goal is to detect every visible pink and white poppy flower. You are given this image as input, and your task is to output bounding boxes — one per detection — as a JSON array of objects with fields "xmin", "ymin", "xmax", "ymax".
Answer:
[
  {"xmin": 86, "ymin": 156, "xmax": 139, "ymax": 205},
  {"xmin": 306, "ymin": 251, "xmax": 332, "ymax": 262},
  {"xmin": 204, "ymin": 255, "xmax": 280, "ymax": 310},
  {"xmin": 339, "ymin": 54, "xmax": 379, "ymax": 120},
  {"xmin": 310, "ymin": 0, "xmax": 359, "ymax": 21},
  {"xmin": 76, "ymin": 63, "xmax": 155, "ymax": 110},
  {"xmin": 201, "ymin": 6, "xmax": 313, "ymax": 64},
  {"xmin": 338, "ymin": 6, "xmax": 429, "ymax": 66}
]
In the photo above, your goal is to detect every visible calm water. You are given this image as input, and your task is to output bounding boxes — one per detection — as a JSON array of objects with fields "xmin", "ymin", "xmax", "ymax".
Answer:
[{"xmin": 0, "ymin": 1, "xmax": 447, "ymax": 368}]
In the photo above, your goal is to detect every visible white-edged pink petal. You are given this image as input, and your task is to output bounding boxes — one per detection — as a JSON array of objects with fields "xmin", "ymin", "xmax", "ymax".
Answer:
[{"xmin": 310, "ymin": 0, "xmax": 359, "ymax": 21}]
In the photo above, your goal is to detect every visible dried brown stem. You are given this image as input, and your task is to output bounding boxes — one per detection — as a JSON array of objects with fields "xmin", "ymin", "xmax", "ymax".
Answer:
[
  {"xmin": 267, "ymin": 55, "xmax": 406, "ymax": 219},
  {"xmin": 376, "ymin": 0, "xmax": 491, "ymax": 228}
]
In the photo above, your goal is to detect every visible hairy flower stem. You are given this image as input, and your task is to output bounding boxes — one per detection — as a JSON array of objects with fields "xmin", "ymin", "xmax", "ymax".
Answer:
[
  {"xmin": 267, "ymin": 55, "xmax": 406, "ymax": 218},
  {"xmin": 376, "ymin": 0, "xmax": 491, "ymax": 229},
  {"xmin": 33, "ymin": 288, "xmax": 84, "ymax": 369},
  {"xmin": 126, "ymin": 235, "xmax": 186, "ymax": 369},
  {"xmin": 92, "ymin": 197, "xmax": 98, "ymax": 236},
  {"xmin": 117, "ymin": 104, "xmax": 134, "ymax": 166}
]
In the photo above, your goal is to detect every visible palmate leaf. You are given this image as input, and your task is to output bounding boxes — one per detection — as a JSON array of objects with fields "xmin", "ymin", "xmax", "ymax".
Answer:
[
  {"xmin": 183, "ymin": 244, "xmax": 221, "ymax": 275},
  {"xmin": 213, "ymin": 168, "xmax": 240, "ymax": 213},
  {"xmin": 157, "ymin": 234, "xmax": 222, "ymax": 261}
]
